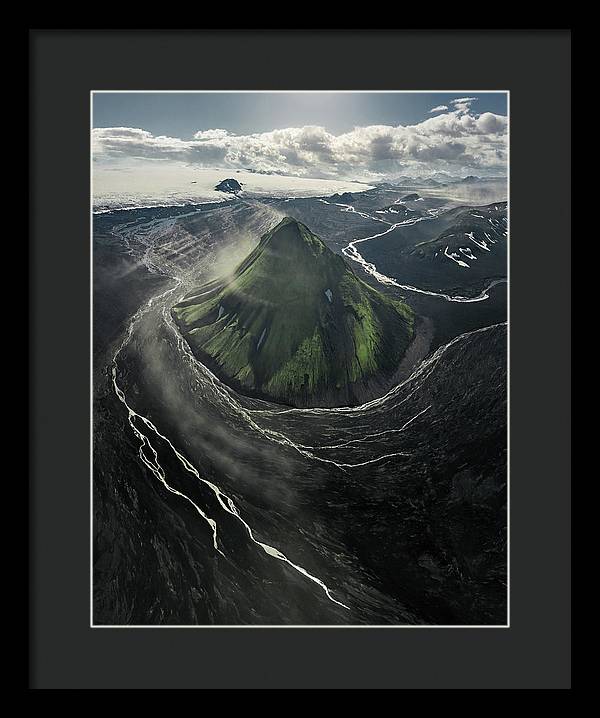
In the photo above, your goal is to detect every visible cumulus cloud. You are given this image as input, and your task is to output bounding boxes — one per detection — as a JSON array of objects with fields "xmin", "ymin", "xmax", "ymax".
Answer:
[
  {"xmin": 93, "ymin": 105, "xmax": 507, "ymax": 180},
  {"xmin": 429, "ymin": 104, "xmax": 449, "ymax": 113},
  {"xmin": 451, "ymin": 96, "xmax": 478, "ymax": 113}
]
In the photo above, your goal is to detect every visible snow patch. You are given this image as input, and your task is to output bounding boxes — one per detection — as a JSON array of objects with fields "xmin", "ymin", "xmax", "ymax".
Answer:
[
  {"xmin": 93, "ymin": 164, "xmax": 374, "ymax": 211},
  {"xmin": 460, "ymin": 247, "xmax": 477, "ymax": 260},
  {"xmin": 444, "ymin": 246, "xmax": 470, "ymax": 268},
  {"xmin": 466, "ymin": 231, "xmax": 490, "ymax": 251}
]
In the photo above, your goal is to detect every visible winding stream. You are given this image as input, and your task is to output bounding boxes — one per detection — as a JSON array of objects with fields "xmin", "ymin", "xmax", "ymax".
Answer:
[{"xmin": 326, "ymin": 200, "xmax": 508, "ymax": 303}]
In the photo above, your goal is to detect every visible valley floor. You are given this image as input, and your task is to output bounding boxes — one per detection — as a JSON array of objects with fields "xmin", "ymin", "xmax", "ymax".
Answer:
[{"xmin": 93, "ymin": 184, "xmax": 508, "ymax": 625}]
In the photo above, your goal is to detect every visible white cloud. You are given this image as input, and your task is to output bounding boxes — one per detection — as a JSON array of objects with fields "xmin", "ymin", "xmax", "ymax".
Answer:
[
  {"xmin": 451, "ymin": 96, "xmax": 478, "ymax": 113},
  {"xmin": 429, "ymin": 105, "xmax": 449, "ymax": 113},
  {"xmin": 93, "ymin": 105, "xmax": 507, "ymax": 180},
  {"xmin": 193, "ymin": 128, "xmax": 231, "ymax": 141}
]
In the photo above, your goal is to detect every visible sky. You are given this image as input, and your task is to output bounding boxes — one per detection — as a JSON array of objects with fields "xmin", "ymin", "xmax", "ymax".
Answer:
[{"xmin": 93, "ymin": 92, "xmax": 508, "ymax": 181}]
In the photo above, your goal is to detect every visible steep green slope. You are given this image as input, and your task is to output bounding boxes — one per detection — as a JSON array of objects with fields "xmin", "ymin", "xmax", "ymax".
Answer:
[{"xmin": 172, "ymin": 217, "xmax": 414, "ymax": 407}]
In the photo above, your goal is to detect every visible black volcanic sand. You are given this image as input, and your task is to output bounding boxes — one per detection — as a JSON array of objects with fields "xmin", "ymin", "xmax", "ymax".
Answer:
[{"xmin": 93, "ymin": 187, "xmax": 507, "ymax": 625}]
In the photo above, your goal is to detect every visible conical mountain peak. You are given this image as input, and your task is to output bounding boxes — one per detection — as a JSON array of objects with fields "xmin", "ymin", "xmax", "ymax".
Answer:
[
  {"xmin": 262, "ymin": 216, "xmax": 328, "ymax": 256},
  {"xmin": 271, "ymin": 216, "xmax": 304, "ymax": 233},
  {"xmin": 172, "ymin": 218, "xmax": 415, "ymax": 407}
]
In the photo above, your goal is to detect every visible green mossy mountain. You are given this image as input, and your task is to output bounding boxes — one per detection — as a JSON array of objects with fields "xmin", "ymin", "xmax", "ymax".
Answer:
[{"xmin": 172, "ymin": 217, "xmax": 415, "ymax": 407}]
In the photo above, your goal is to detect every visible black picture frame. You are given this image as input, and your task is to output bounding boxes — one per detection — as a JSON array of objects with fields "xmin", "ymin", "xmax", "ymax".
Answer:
[{"xmin": 29, "ymin": 29, "xmax": 571, "ymax": 689}]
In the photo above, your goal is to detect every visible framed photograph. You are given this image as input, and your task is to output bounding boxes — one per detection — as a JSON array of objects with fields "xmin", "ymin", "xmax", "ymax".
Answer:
[{"xmin": 30, "ymin": 29, "xmax": 571, "ymax": 689}]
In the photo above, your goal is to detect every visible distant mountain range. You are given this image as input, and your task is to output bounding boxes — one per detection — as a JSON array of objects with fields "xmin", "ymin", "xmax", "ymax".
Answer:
[
  {"xmin": 172, "ymin": 217, "xmax": 415, "ymax": 407},
  {"xmin": 209, "ymin": 172, "xmax": 506, "ymax": 195},
  {"xmin": 379, "ymin": 174, "xmax": 507, "ymax": 188}
]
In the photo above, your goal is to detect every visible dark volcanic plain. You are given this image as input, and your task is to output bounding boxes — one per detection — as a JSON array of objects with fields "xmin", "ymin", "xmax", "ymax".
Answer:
[{"xmin": 93, "ymin": 182, "xmax": 507, "ymax": 625}]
